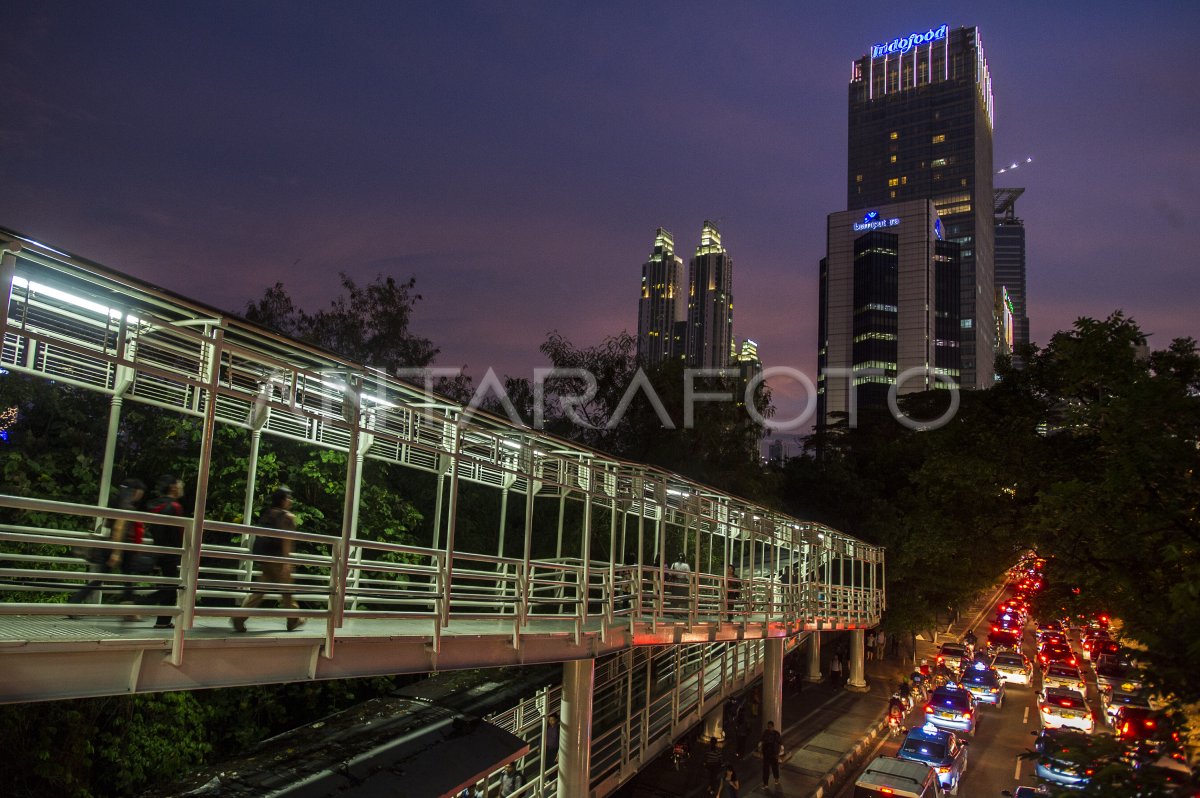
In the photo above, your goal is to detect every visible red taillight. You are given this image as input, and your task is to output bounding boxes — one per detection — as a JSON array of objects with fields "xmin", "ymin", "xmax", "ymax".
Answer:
[
  {"xmin": 1068, "ymin": 658, "xmax": 1077, "ymax": 666},
  {"xmin": 992, "ymin": 625, "xmax": 998, "ymax": 632},
  {"xmin": 1042, "ymin": 706, "xmax": 1053, "ymax": 715},
  {"xmin": 1145, "ymin": 719, "xmax": 1156, "ymax": 728},
  {"xmin": 881, "ymin": 789, "xmax": 894, "ymax": 795},
  {"xmin": 963, "ymin": 711, "xmax": 972, "ymax": 719},
  {"xmin": 924, "ymin": 705, "xmax": 933, "ymax": 713}
]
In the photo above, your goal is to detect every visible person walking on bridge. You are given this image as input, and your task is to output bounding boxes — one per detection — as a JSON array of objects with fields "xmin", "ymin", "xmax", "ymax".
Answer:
[{"xmin": 234, "ymin": 486, "xmax": 303, "ymax": 632}]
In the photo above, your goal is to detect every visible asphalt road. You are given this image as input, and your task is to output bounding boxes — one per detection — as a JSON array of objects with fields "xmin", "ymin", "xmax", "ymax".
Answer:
[{"xmin": 833, "ymin": 593, "xmax": 1110, "ymax": 797}]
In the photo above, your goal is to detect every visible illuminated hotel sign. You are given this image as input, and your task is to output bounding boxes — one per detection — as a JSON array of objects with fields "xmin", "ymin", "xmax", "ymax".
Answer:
[
  {"xmin": 871, "ymin": 24, "xmax": 949, "ymax": 58},
  {"xmin": 853, "ymin": 211, "xmax": 900, "ymax": 232}
]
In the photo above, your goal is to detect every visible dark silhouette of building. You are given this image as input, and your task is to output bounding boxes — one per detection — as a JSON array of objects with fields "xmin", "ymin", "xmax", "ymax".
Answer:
[
  {"xmin": 637, "ymin": 228, "xmax": 686, "ymax": 366},
  {"xmin": 818, "ymin": 200, "xmax": 960, "ymax": 426},
  {"xmin": 846, "ymin": 24, "xmax": 995, "ymax": 388},
  {"xmin": 685, "ymin": 221, "xmax": 734, "ymax": 369},
  {"xmin": 994, "ymin": 187, "xmax": 1029, "ymax": 367}
]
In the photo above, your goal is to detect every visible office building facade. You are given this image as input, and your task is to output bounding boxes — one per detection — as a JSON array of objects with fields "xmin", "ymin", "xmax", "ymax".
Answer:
[
  {"xmin": 847, "ymin": 24, "xmax": 995, "ymax": 388},
  {"xmin": 636, "ymin": 228, "xmax": 686, "ymax": 367},
  {"xmin": 818, "ymin": 200, "xmax": 960, "ymax": 426},
  {"xmin": 685, "ymin": 220, "xmax": 734, "ymax": 369},
  {"xmin": 994, "ymin": 187, "xmax": 1029, "ymax": 365}
]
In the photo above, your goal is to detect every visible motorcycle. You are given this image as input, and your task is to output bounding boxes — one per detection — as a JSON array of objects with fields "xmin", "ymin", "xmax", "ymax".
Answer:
[
  {"xmin": 887, "ymin": 708, "xmax": 905, "ymax": 737},
  {"xmin": 670, "ymin": 740, "xmax": 690, "ymax": 771}
]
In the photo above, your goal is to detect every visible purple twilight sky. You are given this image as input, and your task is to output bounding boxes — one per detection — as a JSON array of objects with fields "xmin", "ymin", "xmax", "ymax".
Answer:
[{"xmin": 2, "ymin": 1, "xmax": 1198, "ymax": 431}]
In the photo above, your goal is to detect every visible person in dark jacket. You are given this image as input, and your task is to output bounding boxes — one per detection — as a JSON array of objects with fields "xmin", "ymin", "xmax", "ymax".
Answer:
[
  {"xmin": 146, "ymin": 475, "xmax": 185, "ymax": 629},
  {"xmin": 234, "ymin": 486, "xmax": 303, "ymax": 632}
]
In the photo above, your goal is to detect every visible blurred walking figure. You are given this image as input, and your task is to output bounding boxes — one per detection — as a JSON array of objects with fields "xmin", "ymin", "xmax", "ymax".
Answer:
[
  {"xmin": 146, "ymin": 475, "xmax": 185, "ymax": 629},
  {"xmin": 234, "ymin": 486, "xmax": 304, "ymax": 632},
  {"xmin": 69, "ymin": 478, "xmax": 146, "ymax": 612}
]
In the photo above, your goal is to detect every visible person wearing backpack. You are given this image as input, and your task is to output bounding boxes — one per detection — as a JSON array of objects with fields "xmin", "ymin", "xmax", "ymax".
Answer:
[
  {"xmin": 234, "ymin": 486, "xmax": 304, "ymax": 632},
  {"xmin": 68, "ymin": 478, "xmax": 146, "ymax": 612},
  {"xmin": 146, "ymin": 475, "xmax": 185, "ymax": 629}
]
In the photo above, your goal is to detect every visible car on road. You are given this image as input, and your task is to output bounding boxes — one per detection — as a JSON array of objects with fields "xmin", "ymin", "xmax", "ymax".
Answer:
[
  {"xmin": 923, "ymin": 683, "xmax": 978, "ymax": 736},
  {"xmin": 1094, "ymin": 653, "xmax": 1143, "ymax": 694},
  {"xmin": 1102, "ymin": 689, "xmax": 1153, "ymax": 726},
  {"xmin": 1038, "ymin": 641, "xmax": 1078, "ymax": 669},
  {"xmin": 1032, "ymin": 727, "xmax": 1094, "ymax": 790},
  {"xmin": 1038, "ymin": 688, "xmax": 1094, "ymax": 733},
  {"xmin": 1041, "ymin": 663, "xmax": 1087, "ymax": 695},
  {"xmin": 854, "ymin": 755, "xmax": 941, "ymax": 798},
  {"xmin": 959, "ymin": 660, "xmax": 1006, "ymax": 707},
  {"xmin": 896, "ymin": 722, "xmax": 969, "ymax": 795},
  {"xmin": 1113, "ymin": 706, "xmax": 1176, "ymax": 748},
  {"xmin": 988, "ymin": 627, "xmax": 1023, "ymax": 652},
  {"xmin": 1002, "ymin": 789, "xmax": 1051, "ymax": 798},
  {"xmin": 1035, "ymin": 619, "xmax": 1065, "ymax": 644},
  {"xmin": 1086, "ymin": 637, "xmax": 1120, "ymax": 663},
  {"xmin": 992, "ymin": 651, "xmax": 1033, "ymax": 685},
  {"xmin": 937, "ymin": 642, "xmax": 969, "ymax": 672}
]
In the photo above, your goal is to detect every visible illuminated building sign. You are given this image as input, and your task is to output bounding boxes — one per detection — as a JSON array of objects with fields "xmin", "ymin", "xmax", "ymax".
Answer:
[
  {"xmin": 934, "ymin": 218, "xmax": 944, "ymax": 240},
  {"xmin": 871, "ymin": 24, "xmax": 949, "ymax": 58},
  {"xmin": 853, "ymin": 211, "xmax": 900, "ymax": 232}
]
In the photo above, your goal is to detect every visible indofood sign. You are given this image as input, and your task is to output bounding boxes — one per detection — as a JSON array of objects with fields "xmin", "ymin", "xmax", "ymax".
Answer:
[
  {"xmin": 853, "ymin": 211, "xmax": 900, "ymax": 232},
  {"xmin": 871, "ymin": 24, "xmax": 948, "ymax": 58}
]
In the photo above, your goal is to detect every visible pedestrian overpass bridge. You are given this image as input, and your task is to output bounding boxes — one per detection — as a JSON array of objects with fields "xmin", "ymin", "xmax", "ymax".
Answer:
[{"xmin": 0, "ymin": 227, "xmax": 884, "ymax": 795}]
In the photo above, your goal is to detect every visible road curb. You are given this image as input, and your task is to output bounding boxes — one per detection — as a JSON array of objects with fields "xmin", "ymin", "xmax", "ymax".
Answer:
[{"xmin": 810, "ymin": 712, "xmax": 888, "ymax": 798}]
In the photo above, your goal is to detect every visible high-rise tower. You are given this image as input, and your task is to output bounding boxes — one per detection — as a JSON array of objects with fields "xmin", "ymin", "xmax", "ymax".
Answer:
[
  {"xmin": 817, "ymin": 200, "xmax": 960, "ymax": 426},
  {"xmin": 847, "ymin": 24, "xmax": 995, "ymax": 387},
  {"xmin": 637, "ymin": 227, "xmax": 686, "ymax": 366},
  {"xmin": 994, "ymin": 187, "xmax": 1029, "ymax": 366},
  {"xmin": 685, "ymin": 221, "xmax": 734, "ymax": 369}
]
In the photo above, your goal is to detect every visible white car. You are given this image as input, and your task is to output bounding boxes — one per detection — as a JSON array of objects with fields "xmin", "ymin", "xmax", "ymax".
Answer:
[
  {"xmin": 1101, "ymin": 690, "xmax": 1153, "ymax": 725},
  {"xmin": 1039, "ymin": 688, "xmax": 1094, "ymax": 733},
  {"xmin": 1041, "ymin": 663, "xmax": 1086, "ymax": 695},
  {"xmin": 991, "ymin": 652, "xmax": 1033, "ymax": 685}
]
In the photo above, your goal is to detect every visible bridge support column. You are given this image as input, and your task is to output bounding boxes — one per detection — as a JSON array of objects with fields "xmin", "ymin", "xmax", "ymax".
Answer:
[
  {"xmin": 846, "ymin": 627, "xmax": 869, "ymax": 692},
  {"xmin": 763, "ymin": 637, "xmax": 783, "ymax": 733},
  {"xmin": 558, "ymin": 657, "xmax": 594, "ymax": 798},
  {"xmin": 805, "ymin": 631, "xmax": 823, "ymax": 682}
]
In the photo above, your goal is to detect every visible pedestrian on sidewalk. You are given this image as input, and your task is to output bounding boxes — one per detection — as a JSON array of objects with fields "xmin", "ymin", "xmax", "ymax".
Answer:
[
  {"xmin": 830, "ymin": 652, "xmax": 843, "ymax": 687},
  {"xmin": 704, "ymin": 738, "xmax": 724, "ymax": 795},
  {"xmin": 760, "ymin": 720, "xmax": 782, "ymax": 788},
  {"xmin": 866, "ymin": 629, "xmax": 876, "ymax": 661},
  {"xmin": 734, "ymin": 707, "xmax": 750, "ymax": 759},
  {"xmin": 717, "ymin": 765, "xmax": 740, "ymax": 798},
  {"xmin": 875, "ymin": 628, "xmax": 887, "ymax": 660}
]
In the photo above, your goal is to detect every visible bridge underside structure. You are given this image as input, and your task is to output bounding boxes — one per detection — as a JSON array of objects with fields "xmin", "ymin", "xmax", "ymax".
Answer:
[{"xmin": 0, "ymin": 227, "xmax": 884, "ymax": 795}]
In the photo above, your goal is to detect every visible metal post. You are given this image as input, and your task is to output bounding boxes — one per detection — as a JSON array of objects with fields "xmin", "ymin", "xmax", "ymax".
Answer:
[
  {"xmin": 240, "ymin": 428, "xmax": 263, "ymax": 580},
  {"xmin": 497, "ymin": 487, "xmax": 509, "ymax": 557},
  {"xmin": 440, "ymin": 424, "xmax": 462, "ymax": 628},
  {"xmin": 580, "ymin": 489, "xmax": 591, "ymax": 625},
  {"xmin": 805, "ymin": 631, "xmax": 823, "ymax": 682},
  {"xmin": 558, "ymin": 658, "xmax": 595, "ymax": 798},
  {"xmin": 847, "ymin": 627, "xmax": 869, "ymax": 691},
  {"xmin": 431, "ymin": 471, "xmax": 444, "ymax": 550},
  {"xmin": 330, "ymin": 386, "xmax": 366, "ymax": 642},
  {"xmin": 179, "ymin": 326, "xmax": 224, "ymax": 632},
  {"xmin": 763, "ymin": 637, "xmax": 784, "ymax": 733},
  {"xmin": 556, "ymin": 492, "xmax": 566, "ymax": 560}
]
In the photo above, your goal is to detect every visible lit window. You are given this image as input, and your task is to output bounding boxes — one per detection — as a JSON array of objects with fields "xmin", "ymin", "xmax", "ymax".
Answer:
[
  {"xmin": 889, "ymin": 131, "xmax": 898, "ymax": 140},
  {"xmin": 931, "ymin": 158, "xmax": 947, "ymax": 167},
  {"xmin": 889, "ymin": 155, "xmax": 897, "ymax": 164},
  {"xmin": 961, "ymin": 178, "xmax": 968, "ymax": 187},
  {"xmin": 932, "ymin": 134, "xmax": 946, "ymax": 144},
  {"xmin": 856, "ymin": 174, "xmax": 863, "ymax": 183},
  {"xmin": 888, "ymin": 178, "xmax": 899, "ymax": 187},
  {"xmin": 890, "ymin": 190, "xmax": 896, "ymax": 198},
  {"xmin": 901, "ymin": 176, "xmax": 908, "ymax": 185}
]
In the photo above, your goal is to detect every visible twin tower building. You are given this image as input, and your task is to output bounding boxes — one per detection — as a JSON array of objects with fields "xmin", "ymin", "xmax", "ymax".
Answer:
[{"xmin": 636, "ymin": 24, "xmax": 1029, "ymax": 428}]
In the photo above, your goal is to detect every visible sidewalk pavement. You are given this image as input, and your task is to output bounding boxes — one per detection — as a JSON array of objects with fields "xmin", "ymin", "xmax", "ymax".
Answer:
[{"xmin": 622, "ymin": 583, "xmax": 1009, "ymax": 797}]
